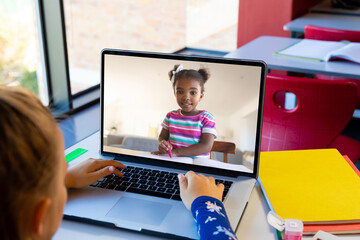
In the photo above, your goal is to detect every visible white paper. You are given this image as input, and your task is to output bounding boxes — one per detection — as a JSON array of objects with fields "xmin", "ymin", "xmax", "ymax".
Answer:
[
  {"xmin": 277, "ymin": 39, "xmax": 347, "ymax": 61},
  {"xmin": 136, "ymin": 152, "xmax": 252, "ymax": 173},
  {"xmin": 325, "ymin": 42, "xmax": 360, "ymax": 63},
  {"xmin": 137, "ymin": 152, "xmax": 193, "ymax": 164}
]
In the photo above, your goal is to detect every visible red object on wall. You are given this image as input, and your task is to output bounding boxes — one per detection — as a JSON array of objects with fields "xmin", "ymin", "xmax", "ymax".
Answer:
[{"xmin": 237, "ymin": 0, "xmax": 322, "ymax": 47}]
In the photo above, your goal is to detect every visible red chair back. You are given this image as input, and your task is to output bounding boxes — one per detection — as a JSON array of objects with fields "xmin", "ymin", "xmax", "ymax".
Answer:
[
  {"xmin": 304, "ymin": 25, "xmax": 360, "ymax": 109},
  {"xmin": 304, "ymin": 25, "xmax": 360, "ymax": 42},
  {"xmin": 261, "ymin": 74, "xmax": 357, "ymax": 152}
]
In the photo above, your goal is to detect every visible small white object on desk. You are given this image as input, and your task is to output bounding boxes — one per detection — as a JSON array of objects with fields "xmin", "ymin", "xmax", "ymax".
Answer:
[
  {"xmin": 267, "ymin": 211, "xmax": 304, "ymax": 240},
  {"xmin": 312, "ymin": 231, "xmax": 341, "ymax": 240}
]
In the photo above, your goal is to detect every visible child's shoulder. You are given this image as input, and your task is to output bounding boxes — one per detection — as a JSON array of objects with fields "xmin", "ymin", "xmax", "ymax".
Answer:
[
  {"xmin": 200, "ymin": 110, "xmax": 215, "ymax": 120},
  {"xmin": 166, "ymin": 109, "xmax": 181, "ymax": 117}
]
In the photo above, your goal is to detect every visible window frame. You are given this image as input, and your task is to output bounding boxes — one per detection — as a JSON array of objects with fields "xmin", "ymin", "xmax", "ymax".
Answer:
[
  {"xmin": 36, "ymin": 0, "xmax": 99, "ymax": 117},
  {"xmin": 36, "ymin": 0, "xmax": 235, "ymax": 117}
]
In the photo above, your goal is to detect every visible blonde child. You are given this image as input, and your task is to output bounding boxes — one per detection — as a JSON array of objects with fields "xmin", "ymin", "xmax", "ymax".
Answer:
[
  {"xmin": 152, "ymin": 64, "xmax": 217, "ymax": 158},
  {"xmin": 0, "ymin": 86, "xmax": 126, "ymax": 240},
  {"xmin": 0, "ymin": 86, "xmax": 235, "ymax": 240}
]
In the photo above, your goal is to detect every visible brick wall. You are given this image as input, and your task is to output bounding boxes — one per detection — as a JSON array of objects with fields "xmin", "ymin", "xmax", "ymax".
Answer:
[
  {"xmin": 64, "ymin": 0, "xmax": 186, "ymax": 71},
  {"xmin": 64, "ymin": 0, "xmax": 237, "ymax": 72}
]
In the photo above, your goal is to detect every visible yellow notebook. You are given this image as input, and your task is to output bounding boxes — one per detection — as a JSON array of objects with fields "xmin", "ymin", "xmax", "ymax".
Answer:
[{"xmin": 259, "ymin": 149, "xmax": 360, "ymax": 224}]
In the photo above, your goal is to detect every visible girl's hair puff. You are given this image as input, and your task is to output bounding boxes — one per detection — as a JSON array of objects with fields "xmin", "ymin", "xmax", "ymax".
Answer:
[
  {"xmin": 168, "ymin": 64, "xmax": 210, "ymax": 93},
  {"xmin": 0, "ymin": 86, "xmax": 59, "ymax": 240}
]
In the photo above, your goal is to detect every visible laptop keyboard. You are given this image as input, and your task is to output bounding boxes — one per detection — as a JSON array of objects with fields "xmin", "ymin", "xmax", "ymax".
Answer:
[{"xmin": 90, "ymin": 166, "xmax": 233, "ymax": 201}]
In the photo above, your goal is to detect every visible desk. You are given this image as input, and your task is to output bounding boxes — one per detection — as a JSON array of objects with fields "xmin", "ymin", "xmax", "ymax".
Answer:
[
  {"xmin": 311, "ymin": 0, "xmax": 360, "ymax": 16},
  {"xmin": 54, "ymin": 184, "xmax": 277, "ymax": 240},
  {"xmin": 55, "ymin": 131, "xmax": 276, "ymax": 239},
  {"xmin": 55, "ymin": 131, "xmax": 360, "ymax": 239},
  {"xmin": 54, "ymin": 184, "xmax": 360, "ymax": 239},
  {"xmin": 283, "ymin": 13, "xmax": 360, "ymax": 37},
  {"xmin": 226, "ymin": 36, "xmax": 360, "ymax": 80}
]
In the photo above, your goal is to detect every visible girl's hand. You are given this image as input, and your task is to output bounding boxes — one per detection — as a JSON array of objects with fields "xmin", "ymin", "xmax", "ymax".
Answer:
[
  {"xmin": 65, "ymin": 158, "xmax": 126, "ymax": 188},
  {"xmin": 158, "ymin": 140, "xmax": 170, "ymax": 154},
  {"xmin": 151, "ymin": 151, "xmax": 163, "ymax": 156},
  {"xmin": 178, "ymin": 171, "xmax": 224, "ymax": 210},
  {"xmin": 151, "ymin": 141, "xmax": 175, "ymax": 156}
]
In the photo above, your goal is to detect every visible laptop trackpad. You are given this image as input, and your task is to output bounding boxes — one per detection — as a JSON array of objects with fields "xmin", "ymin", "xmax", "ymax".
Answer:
[{"xmin": 106, "ymin": 197, "xmax": 172, "ymax": 226}]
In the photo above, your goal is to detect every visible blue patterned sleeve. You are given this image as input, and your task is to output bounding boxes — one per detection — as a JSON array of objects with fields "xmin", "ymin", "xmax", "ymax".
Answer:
[{"xmin": 191, "ymin": 196, "xmax": 238, "ymax": 240}]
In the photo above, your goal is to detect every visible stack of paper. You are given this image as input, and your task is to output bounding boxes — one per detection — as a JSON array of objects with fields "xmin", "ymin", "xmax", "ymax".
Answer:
[
  {"xmin": 259, "ymin": 149, "xmax": 360, "ymax": 235},
  {"xmin": 275, "ymin": 39, "xmax": 360, "ymax": 64}
]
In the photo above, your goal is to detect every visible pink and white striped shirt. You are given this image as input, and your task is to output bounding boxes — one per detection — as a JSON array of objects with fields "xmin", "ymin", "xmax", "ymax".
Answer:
[{"xmin": 161, "ymin": 109, "xmax": 217, "ymax": 158}]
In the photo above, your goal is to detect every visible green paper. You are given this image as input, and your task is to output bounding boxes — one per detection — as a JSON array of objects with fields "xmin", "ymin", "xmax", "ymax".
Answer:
[{"xmin": 65, "ymin": 148, "xmax": 88, "ymax": 163}]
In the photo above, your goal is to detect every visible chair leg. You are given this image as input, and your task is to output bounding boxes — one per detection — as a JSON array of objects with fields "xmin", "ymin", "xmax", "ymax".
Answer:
[{"xmin": 223, "ymin": 153, "xmax": 228, "ymax": 163}]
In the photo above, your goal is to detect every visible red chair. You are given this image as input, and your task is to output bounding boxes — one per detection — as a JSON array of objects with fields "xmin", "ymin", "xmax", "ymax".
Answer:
[
  {"xmin": 261, "ymin": 74, "xmax": 360, "ymax": 164},
  {"xmin": 304, "ymin": 25, "xmax": 360, "ymax": 108},
  {"xmin": 304, "ymin": 25, "xmax": 360, "ymax": 42}
]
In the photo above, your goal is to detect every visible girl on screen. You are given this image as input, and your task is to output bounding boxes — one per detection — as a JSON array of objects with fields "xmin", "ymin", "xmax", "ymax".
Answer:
[{"xmin": 152, "ymin": 64, "xmax": 217, "ymax": 158}]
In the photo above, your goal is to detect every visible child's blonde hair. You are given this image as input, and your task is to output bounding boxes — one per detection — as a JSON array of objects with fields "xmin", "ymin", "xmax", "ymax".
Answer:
[{"xmin": 0, "ymin": 86, "xmax": 59, "ymax": 240}]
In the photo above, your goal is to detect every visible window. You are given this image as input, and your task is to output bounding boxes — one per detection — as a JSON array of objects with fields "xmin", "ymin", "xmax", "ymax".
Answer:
[
  {"xmin": 62, "ymin": 0, "xmax": 238, "ymax": 94},
  {"xmin": 19, "ymin": 0, "xmax": 238, "ymax": 115},
  {"xmin": 0, "ymin": 0, "xmax": 48, "ymax": 104}
]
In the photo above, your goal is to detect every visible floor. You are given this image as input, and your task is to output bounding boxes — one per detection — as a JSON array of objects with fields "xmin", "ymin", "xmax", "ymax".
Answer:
[
  {"xmin": 341, "ymin": 116, "xmax": 360, "ymax": 169},
  {"xmin": 342, "ymin": 117, "xmax": 360, "ymax": 142},
  {"xmin": 58, "ymin": 103, "xmax": 360, "ymax": 170}
]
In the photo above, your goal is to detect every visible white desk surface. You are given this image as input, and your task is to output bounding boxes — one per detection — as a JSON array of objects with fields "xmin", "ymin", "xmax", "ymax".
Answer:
[
  {"xmin": 55, "ymin": 183, "xmax": 277, "ymax": 240},
  {"xmin": 55, "ymin": 135, "xmax": 360, "ymax": 239},
  {"xmin": 284, "ymin": 13, "xmax": 360, "ymax": 33},
  {"xmin": 311, "ymin": 0, "xmax": 360, "ymax": 16},
  {"xmin": 226, "ymin": 35, "xmax": 360, "ymax": 80}
]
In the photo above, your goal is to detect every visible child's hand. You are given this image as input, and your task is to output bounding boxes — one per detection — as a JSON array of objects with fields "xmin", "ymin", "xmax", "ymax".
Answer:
[
  {"xmin": 65, "ymin": 158, "xmax": 126, "ymax": 188},
  {"xmin": 151, "ymin": 140, "xmax": 173, "ymax": 156},
  {"xmin": 178, "ymin": 171, "xmax": 224, "ymax": 210},
  {"xmin": 158, "ymin": 140, "xmax": 170, "ymax": 154}
]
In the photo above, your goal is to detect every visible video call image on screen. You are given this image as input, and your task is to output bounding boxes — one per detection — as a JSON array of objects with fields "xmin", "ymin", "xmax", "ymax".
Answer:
[{"xmin": 103, "ymin": 54, "xmax": 262, "ymax": 173}]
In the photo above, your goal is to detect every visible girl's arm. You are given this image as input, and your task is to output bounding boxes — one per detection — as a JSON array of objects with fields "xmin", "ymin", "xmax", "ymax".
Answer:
[
  {"xmin": 172, "ymin": 133, "xmax": 214, "ymax": 157},
  {"xmin": 179, "ymin": 171, "xmax": 238, "ymax": 240},
  {"xmin": 153, "ymin": 128, "xmax": 170, "ymax": 155},
  {"xmin": 158, "ymin": 128, "xmax": 169, "ymax": 143}
]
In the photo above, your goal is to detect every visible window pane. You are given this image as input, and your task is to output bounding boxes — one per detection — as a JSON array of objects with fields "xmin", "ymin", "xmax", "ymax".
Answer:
[
  {"xmin": 63, "ymin": 0, "xmax": 238, "ymax": 95},
  {"xmin": 186, "ymin": 0, "xmax": 238, "ymax": 51},
  {"xmin": 0, "ymin": 0, "xmax": 47, "ymax": 104}
]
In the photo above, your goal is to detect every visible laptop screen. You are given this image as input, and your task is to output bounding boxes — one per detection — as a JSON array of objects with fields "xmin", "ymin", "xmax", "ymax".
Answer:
[{"xmin": 101, "ymin": 50, "xmax": 266, "ymax": 178}]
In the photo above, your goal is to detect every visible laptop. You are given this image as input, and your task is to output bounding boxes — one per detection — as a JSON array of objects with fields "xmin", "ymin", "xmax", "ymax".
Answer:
[{"xmin": 64, "ymin": 49, "xmax": 266, "ymax": 239}]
